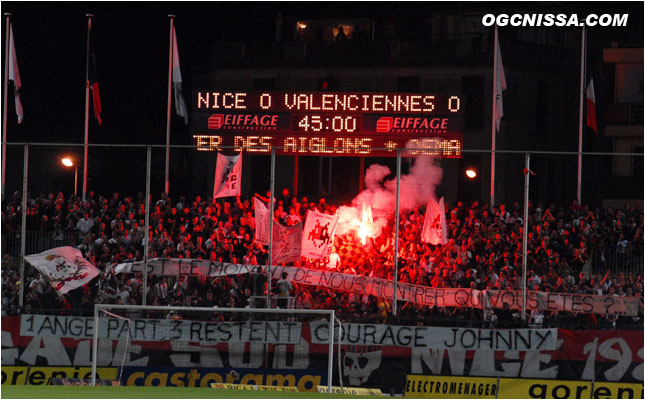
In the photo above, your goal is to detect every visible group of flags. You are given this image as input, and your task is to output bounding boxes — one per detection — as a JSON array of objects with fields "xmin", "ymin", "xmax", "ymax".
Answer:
[
  {"xmin": 4, "ymin": 15, "xmax": 188, "ymax": 127},
  {"xmin": 494, "ymin": 26, "xmax": 597, "ymax": 135}
]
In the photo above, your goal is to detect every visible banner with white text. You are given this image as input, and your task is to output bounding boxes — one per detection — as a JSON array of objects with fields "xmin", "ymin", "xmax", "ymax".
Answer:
[{"xmin": 3, "ymin": 316, "xmax": 643, "ymax": 392}]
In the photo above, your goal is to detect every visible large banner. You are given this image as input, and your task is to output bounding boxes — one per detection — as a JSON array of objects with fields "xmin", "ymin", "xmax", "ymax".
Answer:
[
  {"xmin": 213, "ymin": 153, "xmax": 242, "ymax": 199},
  {"xmin": 24, "ymin": 247, "xmax": 100, "ymax": 295},
  {"xmin": 110, "ymin": 260, "xmax": 640, "ymax": 315},
  {"xmin": 2, "ymin": 316, "xmax": 643, "ymax": 392},
  {"xmin": 17, "ymin": 315, "xmax": 555, "ymax": 351},
  {"xmin": 269, "ymin": 265, "xmax": 641, "ymax": 316},
  {"xmin": 301, "ymin": 210, "xmax": 339, "ymax": 259}
]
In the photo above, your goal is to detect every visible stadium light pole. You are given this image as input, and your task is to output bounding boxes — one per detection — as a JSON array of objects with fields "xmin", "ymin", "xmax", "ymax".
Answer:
[{"xmin": 61, "ymin": 156, "xmax": 78, "ymax": 196}]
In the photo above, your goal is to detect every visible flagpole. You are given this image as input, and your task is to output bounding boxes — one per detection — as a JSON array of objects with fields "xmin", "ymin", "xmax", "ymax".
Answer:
[
  {"xmin": 392, "ymin": 149, "xmax": 401, "ymax": 317},
  {"xmin": 143, "ymin": 146, "xmax": 151, "ymax": 306},
  {"xmin": 521, "ymin": 152, "xmax": 530, "ymax": 322},
  {"xmin": 165, "ymin": 15, "xmax": 175, "ymax": 196},
  {"xmin": 576, "ymin": 26, "xmax": 587, "ymax": 205},
  {"xmin": 2, "ymin": 13, "xmax": 11, "ymax": 198},
  {"xmin": 490, "ymin": 25, "xmax": 499, "ymax": 209},
  {"xmin": 19, "ymin": 144, "xmax": 28, "ymax": 308},
  {"xmin": 82, "ymin": 14, "xmax": 93, "ymax": 202},
  {"xmin": 267, "ymin": 148, "xmax": 276, "ymax": 307}
]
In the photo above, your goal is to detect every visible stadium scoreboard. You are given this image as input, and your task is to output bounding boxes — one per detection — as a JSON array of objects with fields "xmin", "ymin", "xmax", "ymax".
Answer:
[{"xmin": 191, "ymin": 91, "xmax": 463, "ymax": 157}]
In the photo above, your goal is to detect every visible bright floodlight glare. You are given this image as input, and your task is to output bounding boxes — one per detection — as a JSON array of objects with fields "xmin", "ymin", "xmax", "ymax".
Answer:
[
  {"xmin": 61, "ymin": 157, "xmax": 74, "ymax": 167},
  {"xmin": 465, "ymin": 169, "xmax": 477, "ymax": 179}
]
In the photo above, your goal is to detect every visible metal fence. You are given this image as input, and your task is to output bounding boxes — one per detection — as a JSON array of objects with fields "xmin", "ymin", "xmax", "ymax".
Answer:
[
  {"xmin": 592, "ymin": 244, "xmax": 644, "ymax": 277},
  {"xmin": 1, "ymin": 231, "xmax": 80, "ymax": 258}
]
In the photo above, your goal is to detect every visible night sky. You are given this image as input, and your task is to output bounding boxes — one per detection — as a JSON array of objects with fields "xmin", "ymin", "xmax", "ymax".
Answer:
[{"xmin": 1, "ymin": 2, "xmax": 643, "ymax": 198}]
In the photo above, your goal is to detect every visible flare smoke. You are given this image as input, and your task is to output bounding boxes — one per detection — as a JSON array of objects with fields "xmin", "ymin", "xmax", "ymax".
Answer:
[{"xmin": 336, "ymin": 155, "xmax": 443, "ymax": 237}]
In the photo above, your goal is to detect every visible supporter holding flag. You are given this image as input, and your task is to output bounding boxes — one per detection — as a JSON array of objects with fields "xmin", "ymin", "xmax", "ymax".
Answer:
[
  {"xmin": 213, "ymin": 153, "xmax": 242, "ymax": 199},
  {"xmin": 422, "ymin": 197, "xmax": 448, "ymax": 245},
  {"xmin": 24, "ymin": 247, "xmax": 100, "ymax": 295}
]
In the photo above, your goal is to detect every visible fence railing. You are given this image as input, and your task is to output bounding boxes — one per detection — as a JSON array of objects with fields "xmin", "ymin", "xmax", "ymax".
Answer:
[
  {"xmin": 592, "ymin": 244, "xmax": 644, "ymax": 277},
  {"xmin": 1, "ymin": 231, "xmax": 81, "ymax": 258}
]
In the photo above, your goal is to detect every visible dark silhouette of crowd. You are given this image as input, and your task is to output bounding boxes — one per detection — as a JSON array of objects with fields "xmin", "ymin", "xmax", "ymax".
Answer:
[{"xmin": 2, "ymin": 190, "xmax": 643, "ymax": 329}]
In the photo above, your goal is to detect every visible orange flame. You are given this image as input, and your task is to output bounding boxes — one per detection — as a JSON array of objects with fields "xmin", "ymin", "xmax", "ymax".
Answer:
[{"xmin": 358, "ymin": 202, "xmax": 374, "ymax": 245}]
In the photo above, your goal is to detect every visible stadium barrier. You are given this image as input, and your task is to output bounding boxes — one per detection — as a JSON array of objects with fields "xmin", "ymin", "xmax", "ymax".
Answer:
[
  {"xmin": 0, "ymin": 366, "xmax": 117, "ymax": 386},
  {"xmin": 3, "ymin": 314, "xmax": 643, "ymax": 393},
  {"xmin": 404, "ymin": 375, "xmax": 645, "ymax": 399}
]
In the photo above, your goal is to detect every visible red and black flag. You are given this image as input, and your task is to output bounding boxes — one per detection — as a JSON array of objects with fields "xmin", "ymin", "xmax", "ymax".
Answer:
[{"xmin": 87, "ymin": 16, "xmax": 102, "ymax": 125}]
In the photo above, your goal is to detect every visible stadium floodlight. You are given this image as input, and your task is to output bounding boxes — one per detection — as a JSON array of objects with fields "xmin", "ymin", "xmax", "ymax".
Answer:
[{"xmin": 92, "ymin": 304, "xmax": 336, "ymax": 392}]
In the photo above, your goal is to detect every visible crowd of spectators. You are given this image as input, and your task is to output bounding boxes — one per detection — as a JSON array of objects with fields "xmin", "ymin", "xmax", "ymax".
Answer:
[{"xmin": 2, "ymin": 189, "xmax": 643, "ymax": 329}]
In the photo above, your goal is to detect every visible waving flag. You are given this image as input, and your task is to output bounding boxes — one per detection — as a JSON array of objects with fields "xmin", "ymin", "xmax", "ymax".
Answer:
[
  {"xmin": 213, "ymin": 153, "xmax": 242, "ymax": 199},
  {"xmin": 586, "ymin": 78, "xmax": 597, "ymax": 135},
  {"xmin": 272, "ymin": 222, "xmax": 302, "ymax": 264},
  {"xmin": 8, "ymin": 23, "xmax": 23, "ymax": 124},
  {"xmin": 301, "ymin": 210, "xmax": 339, "ymax": 259},
  {"xmin": 87, "ymin": 18, "xmax": 102, "ymax": 125},
  {"xmin": 422, "ymin": 197, "xmax": 448, "ymax": 245},
  {"xmin": 25, "ymin": 247, "xmax": 100, "ymax": 295},
  {"xmin": 493, "ymin": 28, "xmax": 507, "ymax": 132},
  {"xmin": 172, "ymin": 24, "xmax": 188, "ymax": 124},
  {"xmin": 254, "ymin": 196, "xmax": 271, "ymax": 246}
]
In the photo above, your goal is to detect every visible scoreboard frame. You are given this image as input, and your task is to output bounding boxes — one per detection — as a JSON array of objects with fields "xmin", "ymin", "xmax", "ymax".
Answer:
[{"xmin": 191, "ymin": 91, "xmax": 464, "ymax": 157}]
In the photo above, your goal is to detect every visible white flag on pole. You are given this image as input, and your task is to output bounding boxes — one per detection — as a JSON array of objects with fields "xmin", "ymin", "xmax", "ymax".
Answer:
[
  {"xmin": 494, "ymin": 27, "xmax": 507, "ymax": 132},
  {"xmin": 8, "ymin": 23, "xmax": 23, "ymax": 124},
  {"xmin": 421, "ymin": 197, "xmax": 448, "ymax": 245},
  {"xmin": 213, "ymin": 153, "xmax": 242, "ymax": 199},
  {"xmin": 172, "ymin": 24, "xmax": 188, "ymax": 124},
  {"xmin": 272, "ymin": 222, "xmax": 302, "ymax": 265},
  {"xmin": 254, "ymin": 196, "xmax": 271, "ymax": 246},
  {"xmin": 24, "ymin": 247, "xmax": 100, "ymax": 295},
  {"xmin": 301, "ymin": 210, "xmax": 339, "ymax": 259}
]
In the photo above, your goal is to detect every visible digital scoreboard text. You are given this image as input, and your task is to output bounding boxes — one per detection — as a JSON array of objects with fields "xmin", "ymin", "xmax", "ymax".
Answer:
[{"xmin": 191, "ymin": 91, "xmax": 463, "ymax": 157}]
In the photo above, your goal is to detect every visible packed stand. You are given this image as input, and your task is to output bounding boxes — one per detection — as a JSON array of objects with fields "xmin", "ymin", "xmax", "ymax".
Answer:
[{"xmin": 1, "ymin": 190, "xmax": 643, "ymax": 329}]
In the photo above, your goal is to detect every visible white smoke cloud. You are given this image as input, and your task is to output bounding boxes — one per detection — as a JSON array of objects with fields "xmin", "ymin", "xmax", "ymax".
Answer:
[{"xmin": 336, "ymin": 155, "xmax": 443, "ymax": 237}]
